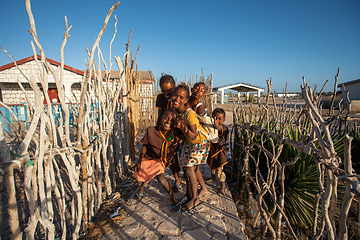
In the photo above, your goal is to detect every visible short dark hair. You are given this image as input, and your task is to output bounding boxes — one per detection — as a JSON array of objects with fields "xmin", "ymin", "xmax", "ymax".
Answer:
[
  {"xmin": 161, "ymin": 109, "xmax": 175, "ymax": 120},
  {"xmin": 212, "ymin": 108, "xmax": 226, "ymax": 119},
  {"xmin": 159, "ymin": 75, "xmax": 175, "ymax": 87},
  {"xmin": 193, "ymin": 82, "xmax": 206, "ymax": 90},
  {"xmin": 173, "ymin": 84, "xmax": 190, "ymax": 98}
]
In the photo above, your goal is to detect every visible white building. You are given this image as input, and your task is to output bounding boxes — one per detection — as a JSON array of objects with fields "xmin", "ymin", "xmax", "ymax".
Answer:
[
  {"xmin": 276, "ymin": 93, "xmax": 300, "ymax": 98},
  {"xmin": 0, "ymin": 55, "xmax": 155, "ymax": 106},
  {"xmin": 0, "ymin": 55, "xmax": 84, "ymax": 104},
  {"xmin": 213, "ymin": 82, "xmax": 264, "ymax": 104},
  {"xmin": 338, "ymin": 78, "xmax": 360, "ymax": 112}
]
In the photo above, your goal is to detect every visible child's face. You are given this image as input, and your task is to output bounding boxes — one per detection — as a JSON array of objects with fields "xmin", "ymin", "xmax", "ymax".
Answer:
[
  {"xmin": 172, "ymin": 88, "xmax": 188, "ymax": 109},
  {"xmin": 161, "ymin": 82, "xmax": 175, "ymax": 101},
  {"xmin": 192, "ymin": 84, "xmax": 206, "ymax": 100},
  {"xmin": 213, "ymin": 112, "xmax": 225, "ymax": 125},
  {"xmin": 161, "ymin": 111, "xmax": 173, "ymax": 131}
]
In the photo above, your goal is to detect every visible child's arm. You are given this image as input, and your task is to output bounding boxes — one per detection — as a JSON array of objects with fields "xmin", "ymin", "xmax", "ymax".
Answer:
[
  {"xmin": 134, "ymin": 145, "xmax": 147, "ymax": 172},
  {"xmin": 171, "ymin": 117, "xmax": 198, "ymax": 140}
]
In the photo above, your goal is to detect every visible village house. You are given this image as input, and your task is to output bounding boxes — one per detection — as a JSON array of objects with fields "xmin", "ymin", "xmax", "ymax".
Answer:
[
  {"xmin": 0, "ymin": 55, "xmax": 155, "ymax": 105},
  {"xmin": 102, "ymin": 70, "xmax": 156, "ymax": 130},
  {"xmin": 338, "ymin": 78, "xmax": 360, "ymax": 112},
  {"xmin": 102, "ymin": 69, "xmax": 155, "ymax": 95},
  {"xmin": 0, "ymin": 55, "xmax": 84, "ymax": 105},
  {"xmin": 0, "ymin": 55, "xmax": 155, "ymax": 130}
]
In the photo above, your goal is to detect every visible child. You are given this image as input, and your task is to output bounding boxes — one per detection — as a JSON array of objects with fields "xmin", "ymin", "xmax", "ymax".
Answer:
[
  {"xmin": 156, "ymin": 75, "xmax": 176, "ymax": 125},
  {"xmin": 186, "ymin": 81, "xmax": 210, "ymax": 196},
  {"xmin": 155, "ymin": 74, "xmax": 182, "ymax": 193},
  {"xmin": 133, "ymin": 110, "xmax": 182, "ymax": 213},
  {"xmin": 187, "ymin": 82, "xmax": 207, "ymax": 116},
  {"xmin": 171, "ymin": 84, "xmax": 210, "ymax": 210},
  {"xmin": 207, "ymin": 108, "xmax": 229, "ymax": 195}
]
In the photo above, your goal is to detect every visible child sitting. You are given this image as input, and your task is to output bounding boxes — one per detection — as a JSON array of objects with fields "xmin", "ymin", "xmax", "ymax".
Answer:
[
  {"xmin": 155, "ymin": 74, "xmax": 182, "ymax": 193},
  {"xmin": 207, "ymin": 108, "xmax": 229, "ymax": 195},
  {"xmin": 133, "ymin": 109, "xmax": 182, "ymax": 213}
]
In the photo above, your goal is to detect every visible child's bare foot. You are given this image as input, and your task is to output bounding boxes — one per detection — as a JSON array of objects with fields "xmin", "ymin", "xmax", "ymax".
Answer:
[
  {"xmin": 183, "ymin": 197, "xmax": 201, "ymax": 211},
  {"xmin": 218, "ymin": 181, "xmax": 226, "ymax": 196},
  {"xmin": 218, "ymin": 188, "xmax": 225, "ymax": 196},
  {"xmin": 198, "ymin": 188, "xmax": 208, "ymax": 197}
]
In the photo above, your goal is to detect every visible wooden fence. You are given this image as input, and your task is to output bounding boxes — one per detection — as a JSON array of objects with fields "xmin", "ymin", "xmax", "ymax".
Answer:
[
  {"xmin": 0, "ymin": 1, "xmax": 147, "ymax": 239},
  {"xmin": 230, "ymin": 77, "xmax": 360, "ymax": 239}
]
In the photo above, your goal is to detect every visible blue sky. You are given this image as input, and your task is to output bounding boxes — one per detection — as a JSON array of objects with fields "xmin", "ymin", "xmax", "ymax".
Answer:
[{"xmin": 1, "ymin": 0, "xmax": 359, "ymax": 93}]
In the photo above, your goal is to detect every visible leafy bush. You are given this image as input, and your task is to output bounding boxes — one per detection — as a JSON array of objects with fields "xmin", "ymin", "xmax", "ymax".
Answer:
[{"xmin": 232, "ymin": 117, "xmax": 347, "ymax": 229}]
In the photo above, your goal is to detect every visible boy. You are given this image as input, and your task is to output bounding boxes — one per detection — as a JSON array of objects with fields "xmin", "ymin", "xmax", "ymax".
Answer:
[{"xmin": 207, "ymin": 108, "xmax": 229, "ymax": 195}]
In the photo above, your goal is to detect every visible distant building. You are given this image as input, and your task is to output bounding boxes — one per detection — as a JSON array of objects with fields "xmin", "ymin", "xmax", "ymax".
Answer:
[
  {"xmin": 338, "ymin": 79, "xmax": 360, "ymax": 100},
  {"xmin": 102, "ymin": 70, "xmax": 155, "ymax": 112},
  {"xmin": 338, "ymin": 78, "xmax": 360, "ymax": 112},
  {"xmin": 0, "ymin": 55, "xmax": 84, "ymax": 104},
  {"xmin": 0, "ymin": 55, "xmax": 155, "ymax": 105},
  {"xmin": 0, "ymin": 55, "xmax": 156, "ymax": 131},
  {"xmin": 213, "ymin": 82, "xmax": 264, "ymax": 104},
  {"xmin": 275, "ymin": 93, "xmax": 300, "ymax": 98}
]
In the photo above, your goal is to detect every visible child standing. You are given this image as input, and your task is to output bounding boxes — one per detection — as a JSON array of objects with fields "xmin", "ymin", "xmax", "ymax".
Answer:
[
  {"xmin": 186, "ymin": 81, "xmax": 209, "ymax": 196},
  {"xmin": 155, "ymin": 74, "xmax": 182, "ymax": 192},
  {"xmin": 171, "ymin": 84, "xmax": 210, "ymax": 210},
  {"xmin": 207, "ymin": 108, "xmax": 229, "ymax": 195},
  {"xmin": 133, "ymin": 110, "xmax": 182, "ymax": 213},
  {"xmin": 156, "ymin": 75, "xmax": 176, "ymax": 125}
]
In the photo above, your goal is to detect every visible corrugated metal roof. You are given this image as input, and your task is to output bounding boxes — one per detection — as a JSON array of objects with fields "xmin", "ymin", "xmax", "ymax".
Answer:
[
  {"xmin": 0, "ymin": 56, "xmax": 155, "ymax": 84},
  {"xmin": 0, "ymin": 54, "xmax": 85, "ymax": 76},
  {"xmin": 101, "ymin": 70, "xmax": 155, "ymax": 83}
]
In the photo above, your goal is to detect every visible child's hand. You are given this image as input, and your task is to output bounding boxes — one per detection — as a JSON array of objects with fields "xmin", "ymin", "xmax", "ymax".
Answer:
[
  {"xmin": 213, "ymin": 118, "xmax": 221, "ymax": 127},
  {"xmin": 171, "ymin": 117, "xmax": 182, "ymax": 129}
]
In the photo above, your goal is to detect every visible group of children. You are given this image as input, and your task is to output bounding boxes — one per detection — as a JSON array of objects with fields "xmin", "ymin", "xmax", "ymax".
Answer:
[{"xmin": 132, "ymin": 75, "xmax": 229, "ymax": 213}]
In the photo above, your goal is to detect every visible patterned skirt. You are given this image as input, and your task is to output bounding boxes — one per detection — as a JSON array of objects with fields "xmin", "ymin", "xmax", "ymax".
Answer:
[
  {"xmin": 179, "ymin": 139, "xmax": 210, "ymax": 167},
  {"xmin": 133, "ymin": 158, "xmax": 165, "ymax": 183}
]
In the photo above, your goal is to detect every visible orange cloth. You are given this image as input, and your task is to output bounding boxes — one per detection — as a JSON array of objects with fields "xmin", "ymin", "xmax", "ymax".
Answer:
[{"xmin": 132, "ymin": 158, "xmax": 165, "ymax": 183}]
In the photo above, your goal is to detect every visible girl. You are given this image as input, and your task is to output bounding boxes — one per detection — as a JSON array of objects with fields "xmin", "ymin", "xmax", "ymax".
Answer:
[
  {"xmin": 186, "ymin": 81, "xmax": 209, "ymax": 196},
  {"xmin": 155, "ymin": 74, "xmax": 182, "ymax": 193},
  {"xmin": 133, "ymin": 110, "xmax": 182, "ymax": 213},
  {"xmin": 171, "ymin": 84, "xmax": 210, "ymax": 210},
  {"xmin": 156, "ymin": 75, "xmax": 176, "ymax": 125},
  {"xmin": 187, "ymin": 82, "xmax": 207, "ymax": 116}
]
